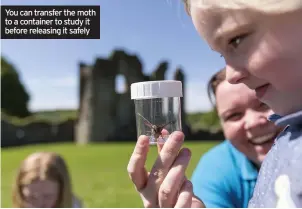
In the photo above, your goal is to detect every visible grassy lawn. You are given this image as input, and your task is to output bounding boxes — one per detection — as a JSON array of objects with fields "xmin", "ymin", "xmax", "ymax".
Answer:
[{"xmin": 1, "ymin": 141, "xmax": 220, "ymax": 208}]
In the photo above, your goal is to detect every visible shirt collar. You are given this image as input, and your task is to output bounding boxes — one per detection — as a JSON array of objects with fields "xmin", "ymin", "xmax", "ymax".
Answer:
[
  {"xmin": 268, "ymin": 110, "xmax": 302, "ymax": 127},
  {"xmin": 240, "ymin": 155, "xmax": 259, "ymax": 180}
]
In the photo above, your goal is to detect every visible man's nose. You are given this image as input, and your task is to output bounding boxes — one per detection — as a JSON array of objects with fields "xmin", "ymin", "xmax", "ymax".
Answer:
[{"xmin": 244, "ymin": 110, "xmax": 269, "ymax": 130}]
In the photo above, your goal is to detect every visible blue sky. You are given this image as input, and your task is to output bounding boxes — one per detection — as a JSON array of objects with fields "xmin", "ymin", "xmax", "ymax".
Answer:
[{"xmin": 1, "ymin": 0, "xmax": 225, "ymax": 113}]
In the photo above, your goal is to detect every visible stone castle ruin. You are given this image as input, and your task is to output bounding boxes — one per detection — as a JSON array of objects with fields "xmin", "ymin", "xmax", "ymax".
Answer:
[
  {"xmin": 1, "ymin": 49, "xmax": 224, "ymax": 148},
  {"xmin": 75, "ymin": 49, "xmax": 189, "ymax": 144}
]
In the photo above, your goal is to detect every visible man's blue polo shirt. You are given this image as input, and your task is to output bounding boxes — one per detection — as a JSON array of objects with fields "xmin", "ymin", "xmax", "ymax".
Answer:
[{"xmin": 191, "ymin": 140, "xmax": 258, "ymax": 208}]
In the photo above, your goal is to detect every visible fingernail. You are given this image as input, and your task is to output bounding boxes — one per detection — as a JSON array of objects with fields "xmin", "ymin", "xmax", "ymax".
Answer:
[
  {"xmin": 171, "ymin": 131, "xmax": 184, "ymax": 141},
  {"xmin": 182, "ymin": 148, "xmax": 191, "ymax": 157},
  {"xmin": 139, "ymin": 136, "xmax": 148, "ymax": 146}
]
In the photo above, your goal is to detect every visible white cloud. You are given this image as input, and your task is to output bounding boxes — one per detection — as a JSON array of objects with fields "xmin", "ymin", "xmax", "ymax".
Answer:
[
  {"xmin": 29, "ymin": 75, "xmax": 77, "ymax": 88},
  {"xmin": 29, "ymin": 97, "xmax": 78, "ymax": 111},
  {"xmin": 184, "ymin": 81, "xmax": 213, "ymax": 113},
  {"xmin": 27, "ymin": 76, "xmax": 212, "ymax": 113},
  {"xmin": 52, "ymin": 76, "xmax": 77, "ymax": 87},
  {"xmin": 27, "ymin": 75, "xmax": 78, "ymax": 111}
]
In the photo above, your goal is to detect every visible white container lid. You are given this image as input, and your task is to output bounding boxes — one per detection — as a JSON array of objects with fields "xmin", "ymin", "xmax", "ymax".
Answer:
[{"xmin": 131, "ymin": 80, "xmax": 183, "ymax": 100}]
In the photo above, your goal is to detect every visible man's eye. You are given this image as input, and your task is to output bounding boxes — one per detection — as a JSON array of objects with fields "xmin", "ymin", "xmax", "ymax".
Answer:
[
  {"xmin": 225, "ymin": 113, "xmax": 242, "ymax": 121},
  {"xmin": 257, "ymin": 102, "xmax": 269, "ymax": 111}
]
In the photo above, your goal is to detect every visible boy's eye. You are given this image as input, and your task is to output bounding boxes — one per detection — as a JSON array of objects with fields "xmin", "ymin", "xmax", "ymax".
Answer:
[{"xmin": 228, "ymin": 34, "xmax": 248, "ymax": 49}]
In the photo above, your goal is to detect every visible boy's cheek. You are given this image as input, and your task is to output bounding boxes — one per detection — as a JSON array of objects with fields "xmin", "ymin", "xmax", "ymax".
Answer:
[
  {"xmin": 246, "ymin": 49, "xmax": 275, "ymax": 78},
  {"xmin": 245, "ymin": 39, "xmax": 289, "ymax": 83}
]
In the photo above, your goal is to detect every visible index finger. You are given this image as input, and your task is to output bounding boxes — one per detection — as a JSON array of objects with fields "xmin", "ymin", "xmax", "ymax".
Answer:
[
  {"xmin": 127, "ymin": 135, "xmax": 150, "ymax": 191},
  {"xmin": 148, "ymin": 131, "xmax": 185, "ymax": 188},
  {"xmin": 157, "ymin": 129, "xmax": 170, "ymax": 153}
]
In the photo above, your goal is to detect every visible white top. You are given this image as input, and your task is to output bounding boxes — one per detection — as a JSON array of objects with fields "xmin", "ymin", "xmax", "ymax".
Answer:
[{"xmin": 130, "ymin": 80, "xmax": 183, "ymax": 100}]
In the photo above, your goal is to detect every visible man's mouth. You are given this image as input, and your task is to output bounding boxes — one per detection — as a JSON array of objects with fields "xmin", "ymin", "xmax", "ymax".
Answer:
[
  {"xmin": 248, "ymin": 132, "xmax": 276, "ymax": 145},
  {"xmin": 255, "ymin": 84, "xmax": 270, "ymax": 99}
]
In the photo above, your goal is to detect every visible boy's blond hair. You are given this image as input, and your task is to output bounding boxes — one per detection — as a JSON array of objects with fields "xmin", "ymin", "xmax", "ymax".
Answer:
[
  {"xmin": 12, "ymin": 152, "xmax": 73, "ymax": 208},
  {"xmin": 183, "ymin": 0, "xmax": 302, "ymax": 15}
]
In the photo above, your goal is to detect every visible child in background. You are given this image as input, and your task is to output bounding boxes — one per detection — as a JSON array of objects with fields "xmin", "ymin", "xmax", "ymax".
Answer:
[
  {"xmin": 12, "ymin": 151, "xmax": 82, "ymax": 208},
  {"xmin": 184, "ymin": 0, "xmax": 302, "ymax": 207}
]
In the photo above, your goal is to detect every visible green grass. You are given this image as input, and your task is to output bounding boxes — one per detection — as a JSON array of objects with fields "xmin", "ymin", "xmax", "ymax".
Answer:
[{"xmin": 1, "ymin": 141, "xmax": 220, "ymax": 208}]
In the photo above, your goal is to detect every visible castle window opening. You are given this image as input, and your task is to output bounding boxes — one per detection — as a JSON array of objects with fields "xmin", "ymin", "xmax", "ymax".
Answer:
[{"xmin": 115, "ymin": 74, "xmax": 127, "ymax": 94}]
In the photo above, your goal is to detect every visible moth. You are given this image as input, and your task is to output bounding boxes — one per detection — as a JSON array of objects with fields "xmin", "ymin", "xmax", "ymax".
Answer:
[{"xmin": 137, "ymin": 113, "xmax": 175, "ymax": 142}]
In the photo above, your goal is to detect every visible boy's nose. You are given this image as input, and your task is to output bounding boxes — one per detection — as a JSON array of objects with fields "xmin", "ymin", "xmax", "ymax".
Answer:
[{"xmin": 225, "ymin": 64, "xmax": 248, "ymax": 84}]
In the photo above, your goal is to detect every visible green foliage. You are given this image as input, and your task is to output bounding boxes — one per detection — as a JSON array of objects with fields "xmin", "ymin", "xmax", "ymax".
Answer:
[
  {"xmin": 1, "ymin": 141, "xmax": 220, "ymax": 208},
  {"xmin": 1, "ymin": 56, "xmax": 30, "ymax": 118},
  {"xmin": 2, "ymin": 108, "xmax": 221, "ymax": 133},
  {"xmin": 201, "ymin": 110, "xmax": 221, "ymax": 128},
  {"xmin": 32, "ymin": 109, "xmax": 78, "ymax": 122},
  {"xmin": 187, "ymin": 109, "xmax": 221, "ymax": 133},
  {"xmin": 1, "ymin": 109, "xmax": 77, "ymax": 126}
]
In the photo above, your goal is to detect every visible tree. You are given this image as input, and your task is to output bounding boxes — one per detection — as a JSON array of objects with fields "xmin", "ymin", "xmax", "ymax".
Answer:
[
  {"xmin": 1, "ymin": 56, "xmax": 30, "ymax": 117},
  {"xmin": 201, "ymin": 109, "xmax": 221, "ymax": 130}
]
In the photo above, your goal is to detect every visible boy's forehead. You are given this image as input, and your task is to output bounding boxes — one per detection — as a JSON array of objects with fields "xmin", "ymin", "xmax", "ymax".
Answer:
[
  {"xmin": 191, "ymin": 7, "xmax": 222, "ymax": 38},
  {"xmin": 189, "ymin": 0, "xmax": 302, "ymax": 14},
  {"xmin": 191, "ymin": 7, "xmax": 260, "ymax": 46}
]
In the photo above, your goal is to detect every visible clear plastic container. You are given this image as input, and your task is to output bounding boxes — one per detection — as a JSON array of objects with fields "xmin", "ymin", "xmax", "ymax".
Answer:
[{"xmin": 130, "ymin": 80, "xmax": 183, "ymax": 145}]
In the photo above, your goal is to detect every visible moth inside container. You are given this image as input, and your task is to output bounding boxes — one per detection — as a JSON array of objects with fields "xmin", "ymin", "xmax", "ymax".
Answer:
[{"xmin": 137, "ymin": 113, "xmax": 175, "ymax": 144}]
